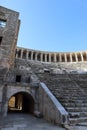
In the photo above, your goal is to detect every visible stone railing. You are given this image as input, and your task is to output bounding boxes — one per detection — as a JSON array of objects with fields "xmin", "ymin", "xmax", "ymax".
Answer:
[
  {"xmin": 39, "ymin": 82, "xmax": 69, "ymax": 125},
  {"xmin": 15, "ymin": 47, "xmax": 87, "ymax": 63}
]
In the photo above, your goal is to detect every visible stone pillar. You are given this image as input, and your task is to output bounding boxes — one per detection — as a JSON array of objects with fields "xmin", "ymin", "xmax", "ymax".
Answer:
[
  {"xmin": 70, "ymin": 53, "xmax": 72, "ymax": 62},
  {"xmin": 75, "ymin": 53, "xmax": 78, "ymax": 62},
  {"xmin": 31, "ymin": 51, "xmax": 33, "ymax": 60},
  {"xmin": 41, "ymin": 53, "xmax": 43, "ymax": 62},
  {"xmin": 35, "ymin": 53, "xmax": 37, "ymax": 61},
  {"xmin": 2, "ymin": 102, "xmax": 8, "ymax": 117},
  {"xmin": 2, "ymin": 85, "xmax": 8, "ymax": 117},
  {"xmin": 80, "ymin": 52, "xmax": 83, "ymax": 62},
  {"xmin": 21, "ymin": 49, "xmax": 23, "ymax": 59},
  {"xmin": 65, "ymin": 53, "xmax": 67, "ymax": 62},
  {"xmin": 34, "ymin": 86, "xmax": 39, "ymax": 112},
  {"xmin": 45, "ymin": 54, "xmax": 47, "ymax": 62},
  {"xmin": 49, "ymin": 53, "xmax": 51, "ymax": 62},
  {"xmin": 54, "ymin": 53, "xmax": 57, "ymax": 62},
  {"xmin": 26, "ymin": 50, "xmax": 28, "ymax": 60},
  {"xmin": 59, "ymin": 53, "xmax": 61, "ymax": 62}
]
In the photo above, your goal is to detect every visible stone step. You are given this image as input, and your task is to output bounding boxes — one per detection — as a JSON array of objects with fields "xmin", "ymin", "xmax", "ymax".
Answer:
[
  {"xmin": 63, "ymin": 102, "xmax": 87, "ymax": 107},
  {"xmin": 66, "ymin": 107, "xmax": 87, "ymax": 112},
  {"xmin": 63, "ymin": 103, "xmax": 76, "ymax": 107},
  {"xmin": 69, "ymin": 112, "xmax": 87, "ymax": 118},
  {"xmin": 57, "ymin": 91, "xmax": 85, "ymax": 94},
  {"xmin": 59, "ymin": 97, "xmax": 87, "ymax": 102},
  {"xmin": 60, "ymin": 95, "xmax": 87, "ymax": 99},
  {"xmin": 69, "ymin": 117, "xmax": 87, "ymax": 124},
  {"xmin": 59, "ymin": 100, "xmax": 87, "ymax": 105}
]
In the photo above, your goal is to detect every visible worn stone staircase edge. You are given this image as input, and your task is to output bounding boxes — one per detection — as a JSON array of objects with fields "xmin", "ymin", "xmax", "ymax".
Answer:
[{"xmin": 39, "ymin": 82, "xmax": 69, "ymax": 125}]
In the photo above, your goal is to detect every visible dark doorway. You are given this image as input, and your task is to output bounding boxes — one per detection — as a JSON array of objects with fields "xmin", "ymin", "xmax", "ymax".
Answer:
[
  {"xmin": 8, "ymin": 92, "xmax": 34, "ymax": 114},
  {"xmin": 0, "ymin": 37, "xmax": 2, "ymax": 46},
  {"xmin": 16, "ymin": 75, "xmax": 21, "ymax": 83}
]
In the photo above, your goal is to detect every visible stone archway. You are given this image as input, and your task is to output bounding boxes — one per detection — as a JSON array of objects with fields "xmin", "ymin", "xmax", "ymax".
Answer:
[{"xmin": 8, "ymin": 92, "xmax": 35, "ymax": 114}]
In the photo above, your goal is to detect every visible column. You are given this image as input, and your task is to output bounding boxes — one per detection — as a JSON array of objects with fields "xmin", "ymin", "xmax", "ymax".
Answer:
[
  {"xmin": 35, "ymin": 53, "xmax": 37, "ymax": 61},
  {"xmin": 70, "ymin": 53, "xmax": 72, "ymax": 62},
  {"xmin": 31, "ymin": 51, "xmax": 33, "ymax": 60},
  {"xmin": 2, "ymin": 85, "xmax": 8, "ymax": 117},
  {"xmin": 49, "ymin": 53, "xmax": 51, "ymax": 62},
  {"xmin": 45, "ymin": 54, "xmax": 47, "ymax": 62},
  {"xmin": 64, "ymin": 53, "xmax": 67, "ymax": 62},
  {"xmin": 54, "ymin": 53, "xmax": 57, "ymax": 62},
  {"xmin": 75, "ymin": 53, "xmax": 78, "ymax": 62},
  {"xmin": 59, "ymin": 53, "xmax": 61, "ymax": 62},
  {"xmin": 2, "ymin": 102, "xmax": 8, "ymax": 117},
  {"xmin": 41, "ymin": 53, "xmax": 43, "ymax": 62},
  {"xmin": 21, "ymin": 49, "xmax": 23, "ymax": 59},
  {"xmin": 80, "ymin": 52, "xmax": 83, "ymax": 62},
  {"xmin": 26, "ymin": 50, "xmax": 28, "ymax": 60}
]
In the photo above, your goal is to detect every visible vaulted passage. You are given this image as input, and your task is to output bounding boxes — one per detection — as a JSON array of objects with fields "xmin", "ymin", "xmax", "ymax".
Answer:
[{"xmin": 8, "ymin": 92, "xmax": 34, "ymax": 114}]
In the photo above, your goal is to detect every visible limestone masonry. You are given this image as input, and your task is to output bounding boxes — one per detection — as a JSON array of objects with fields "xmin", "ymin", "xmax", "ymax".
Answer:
[{"xmin": 1, "ymin": 6, "xmax": 87, "ymax": 127}]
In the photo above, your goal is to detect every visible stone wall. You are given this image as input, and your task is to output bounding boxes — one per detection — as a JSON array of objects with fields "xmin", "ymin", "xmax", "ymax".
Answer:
[{"xmin": 0, "ymin": 6, "xmax": 20, "ymax": 68}]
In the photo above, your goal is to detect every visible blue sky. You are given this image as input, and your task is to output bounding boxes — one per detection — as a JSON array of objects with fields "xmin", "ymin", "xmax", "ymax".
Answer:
[{"xmin": 0, "ymin": 0, "xmax": 87, "ymax": 52}]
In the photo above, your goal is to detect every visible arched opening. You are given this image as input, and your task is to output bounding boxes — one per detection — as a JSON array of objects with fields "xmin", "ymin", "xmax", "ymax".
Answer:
[
  {"xmin": 33, "ymin": 52, "xmax": 36, "ymax": 60},
  {"xmin": 56, "ymin": 54, "xmax": 59, "ymax": 62},
  {"xmin": 37, "ymin": 53, "xmax": 41, "ymax": 61},
  {"xmin": 22, "ymin": 50, "xmax": 27, "ymax": 59},
  {"xmin": 28, "ymin": 51, "xmax": 31, "ymax": 60},
  {"xmin": 51, "ymin": 54, "xmax": 54, "ymax": 62},
  {"xmin": 77, "ymin": 53, "xmax": 81, "ymax": 62},
  {"xmin": 66, "ymin": 54, "xmax": 70, "ymax": 62},
  {"xmin": 72, "ymin": 53, "xmax": 76, "ymax": 62},
  {"xmin": 61, "ymin": 54, "xmax": 65, "ymax": 62},
  {"xmin": 8, "ymin": 92, "xmax": 34, "ymax": 114},
  {"xmin": 83, "ymin": 52, "xmax": 87, "ymax": 61},
  {"xmin": 17, "ymin": 49, "xmax": 21, "ymax": 58},
  {"xmin": 47, "ymin": 54, "xmax": 49, "ymax": 62},
  {"xmin": 43, "ymin": 54, "xmax": 45, "ymax": 62},
  {"xmin": 15, "ymin": 49, "xmax": 17, "ymax": 57}
]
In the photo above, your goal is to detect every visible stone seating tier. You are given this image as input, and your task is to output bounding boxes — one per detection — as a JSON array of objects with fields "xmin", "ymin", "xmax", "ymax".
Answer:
[{"xmin": 36, "ymin": 73, "xmax": 87, "ymax": 124}]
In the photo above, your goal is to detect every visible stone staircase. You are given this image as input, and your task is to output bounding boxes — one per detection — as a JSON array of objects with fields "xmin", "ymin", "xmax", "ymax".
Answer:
[{"xmin": 35, "ymin": 73, "xmax": 87, "ymax": 124}]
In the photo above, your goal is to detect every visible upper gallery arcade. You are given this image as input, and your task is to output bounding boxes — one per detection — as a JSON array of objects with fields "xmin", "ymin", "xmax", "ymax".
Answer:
[{"xmin": 16, "ymin": 47, "xmax": 87, "ymax": 63}]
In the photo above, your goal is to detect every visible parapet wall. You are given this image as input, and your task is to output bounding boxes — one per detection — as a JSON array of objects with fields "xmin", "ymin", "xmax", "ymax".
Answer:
[{"xmin": 16, "ymin": 47, "xmax": 87, "ymax": 63}]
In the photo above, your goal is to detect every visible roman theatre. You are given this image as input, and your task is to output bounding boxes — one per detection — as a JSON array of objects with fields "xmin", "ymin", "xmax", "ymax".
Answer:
[{"xmin": 0, "ymin": 6, "xmax": 87, "ymax": 126}]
